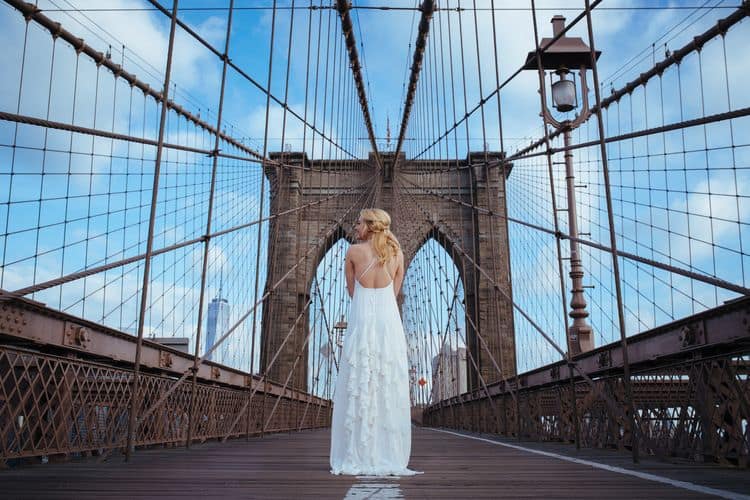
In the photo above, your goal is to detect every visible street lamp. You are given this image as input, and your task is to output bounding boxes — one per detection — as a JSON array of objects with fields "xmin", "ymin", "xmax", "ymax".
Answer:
[
  {"xmin": 523, "ymin": 15, "xmax": 601, "ymax": 354},
  {"xmin": 333, "ymin": 316, "xmax": 347, "ymax": 359},
  {"xmin": 551, "ymin": 72, "xmax": 577, "ymax": 112}
]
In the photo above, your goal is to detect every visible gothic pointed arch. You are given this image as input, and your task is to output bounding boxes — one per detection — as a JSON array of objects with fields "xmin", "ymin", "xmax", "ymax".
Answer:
[{"xmin": 261, "ymin": 150, "xmax": 516, "ymax": 393}]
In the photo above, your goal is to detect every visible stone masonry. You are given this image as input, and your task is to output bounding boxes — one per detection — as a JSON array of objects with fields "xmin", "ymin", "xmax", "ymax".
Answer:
[{"xmin": 261, "ymin": 151, "xmax": 516, "ymax": 393}]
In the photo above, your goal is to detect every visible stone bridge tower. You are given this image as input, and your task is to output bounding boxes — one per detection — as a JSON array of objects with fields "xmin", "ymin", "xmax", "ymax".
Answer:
[{"xmin": 261, "ymin": 151, "xmax": 516, "ymax": 393}]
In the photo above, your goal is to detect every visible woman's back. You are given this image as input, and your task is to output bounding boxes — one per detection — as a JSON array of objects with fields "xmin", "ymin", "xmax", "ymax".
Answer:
[
  {"xmin": 331, "ymin": 207, "xmax": 419, "ymax": 476},
  {"xmin": 331, "ymin": 244, "xmax": 417, "ymax": 476},
  {"xmin": 350, "ymin": 242, "xmax": 401, "ymax": 290}
]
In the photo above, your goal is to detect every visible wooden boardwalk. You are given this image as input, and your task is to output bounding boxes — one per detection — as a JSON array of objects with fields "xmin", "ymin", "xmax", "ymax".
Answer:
[{"xmin": 2, "ymin": 427, "xmax": 749, "ymax": 499}]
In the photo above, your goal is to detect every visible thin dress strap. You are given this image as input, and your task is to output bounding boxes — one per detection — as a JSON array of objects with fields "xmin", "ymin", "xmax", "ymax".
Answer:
[
  {"xmin": 383, "ymin": 264, "xmax": 392, "ymax": 280},
  {"xmin": 357, "ymin": 258, "xmax": 378, "ymax": 281},
  {"xmin": 357, "ymin": 257, "xmax": 393, "ymax": 284}
]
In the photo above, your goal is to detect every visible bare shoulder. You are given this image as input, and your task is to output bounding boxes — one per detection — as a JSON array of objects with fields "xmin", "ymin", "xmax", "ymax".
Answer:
[
  {"xmin": 348, "ymin": 243, "xmax": 368, "ymax": 254},
  {"xmin": 346, "ymin": 243, "xmax": 366, "ymax": 261}
]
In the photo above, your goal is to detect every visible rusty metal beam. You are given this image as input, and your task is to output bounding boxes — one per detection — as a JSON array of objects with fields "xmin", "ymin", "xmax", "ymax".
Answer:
[
  {"xmin": 394, "ymin": 0, "xmax": 435, "ymax": 163},
  {"xmin": 434, "ymin": 295, "xmax": 750, "ymax": 403},
  {"xmin": 423, "ymin": 296, "xmax": 750, "ymax": 465},
  {"xmin": 0, "ymin": 342, "xmax": 330, "ymax": 463},
  {"xmin": 336, "ymin": 0, "xmax": 380, "ymax": 165},
  {"xmin": 0, "ymin": 296, "xmax": 327, "ymax": 405}
]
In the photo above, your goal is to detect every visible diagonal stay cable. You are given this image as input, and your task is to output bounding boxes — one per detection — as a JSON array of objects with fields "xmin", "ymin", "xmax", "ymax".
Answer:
[
  {"xmin": 409, "ymin": 0, "xmax": 604, "ymax": 161},
  {"xmin": 2, "ymin": 180, "xmax": 371, "ymax": 301},
  {"xmin": 413, "ymin": 2, "xmax": 750, "ymax": 170},
  {"xmin": 3, "ymin": 0, "xmax": 360, "ymax": 163},
  {"xmin": 397, "ymin": 175, "xmax": 750, "ymax": 296},
  {"xmin": 137, "ymin": 175, "xmax": 376, "ymax": 428},
  {"xmin": 393, "ymin": 0, "xmax": 435, "ymax": 165},
  {"xmin": 393, "ymin": 176, "xmax": 632, "ymax": 424},
  {"xmin": 3, "ymin": 0, "xmax": 268, "ymax": 162},
  {"xmin": 0, "ymin": 111, "xmax": 258, "ymax": 162},
  {"xmin": 335, "ymin": 0, "xmax": 381, "ymax": 166},
  {"xmin": 220, "ymin": 180, "xmax": 377, "ymax": 439},
  {"xmin": 142, "ymin": 0, "xmax": 359, "ymax": 161}
]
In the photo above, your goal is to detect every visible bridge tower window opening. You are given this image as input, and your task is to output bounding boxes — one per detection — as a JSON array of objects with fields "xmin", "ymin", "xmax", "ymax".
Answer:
[
  {"xmin": 403, "ymin": 237, "xmax": 466, "ymax": 408},
  {"xmin": 308, "ymin": 237, "xmax": 351, "ymax": 399}
]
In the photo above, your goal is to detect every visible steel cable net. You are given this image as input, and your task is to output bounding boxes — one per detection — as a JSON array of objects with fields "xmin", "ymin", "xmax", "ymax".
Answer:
[
  {"xmin": 2, "ymin": 0, "xmax": 750, "ymax": 468},
  {"xmin": 394, "ymin": 0, "xmax": 750, "ymax": 376},
  {"xmin": 402, "ymin": 239, "xmax": 467, "ymax": 408},
  {"xmin": 390, "ymin": 0, "xmax": 750, "ymax": 467},
  {"xmin": 509, "ymin": 6, "xmax": 750, "ymax": 369},
  {"xmin": 0, "ymin": 0, "xmax": 372, "ymax": 381},
  {"xmin": 307, "ymin": 237, "xmax": 350, "ymax": 400}
]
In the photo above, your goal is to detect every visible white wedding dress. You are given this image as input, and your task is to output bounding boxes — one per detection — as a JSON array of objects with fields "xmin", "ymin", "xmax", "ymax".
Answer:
[{"xmin": 329, "ymin": 258, "xmax": 421, "ymax": 476}]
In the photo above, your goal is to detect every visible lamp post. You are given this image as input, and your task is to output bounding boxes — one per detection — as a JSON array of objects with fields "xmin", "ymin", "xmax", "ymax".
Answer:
[
  {"xmin": 333, "ymin": 316, "xmax": 347, "ymax": 363},
  {"xmin": 524, "ymin": 15, "xmax": 601, "ymax": 354},
  {"xmin": 409, "ymin": 365, "xmax": 417, "ymax": 406},
  {"xmin": 318, "ymin": 316, "xmax": 347, "ymax": 398}
]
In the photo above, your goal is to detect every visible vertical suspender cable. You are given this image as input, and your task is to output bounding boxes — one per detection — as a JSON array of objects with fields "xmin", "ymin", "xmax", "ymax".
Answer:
[
  {"xmin": 126, "ymin": 0, "xmax": 181, "ymax": 461},
  {"xmin": 186, "ymin": 0, "xmax": 237, "ymax": 449}
]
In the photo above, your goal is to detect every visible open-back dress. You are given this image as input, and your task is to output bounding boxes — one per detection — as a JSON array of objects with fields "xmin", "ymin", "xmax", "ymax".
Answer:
[{"xmin": 329, "ymin": 257, "xmax": 420, "ymax": 476}]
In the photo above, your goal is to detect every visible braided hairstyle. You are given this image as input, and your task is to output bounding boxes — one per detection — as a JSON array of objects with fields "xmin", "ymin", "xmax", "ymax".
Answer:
[{"xmin": 360, "ymin": 208, "xmax": 400, "ymax": 265}]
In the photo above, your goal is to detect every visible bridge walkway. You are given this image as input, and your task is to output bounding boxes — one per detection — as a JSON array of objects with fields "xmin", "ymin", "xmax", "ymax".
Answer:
[{"xmin": 2, "ymin": 427, "xmax": 749, "ymax": 499}]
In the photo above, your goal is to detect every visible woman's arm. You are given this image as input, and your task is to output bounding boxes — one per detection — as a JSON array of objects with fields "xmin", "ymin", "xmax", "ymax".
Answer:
[
  {"xmin": 393, "ymin": 250, "xmax": 405, "ymax": 296},
  {"xmin": 345, "ymin": 247, "xmax": 356, "ymax": 298}
]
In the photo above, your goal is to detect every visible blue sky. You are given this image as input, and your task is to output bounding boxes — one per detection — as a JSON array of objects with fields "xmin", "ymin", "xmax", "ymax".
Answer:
[{"xmin": 1, "ymin": 0, "xmax": 749, "ymax": 390}]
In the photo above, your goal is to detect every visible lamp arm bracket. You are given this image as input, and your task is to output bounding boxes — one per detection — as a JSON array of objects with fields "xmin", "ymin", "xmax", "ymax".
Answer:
[
  {"xmin": 541, "ymin": 107, "xmax": 563, "ymax": 130},
  {"xmin": 569, "ymin": 67, "xmax": 591, "ymax": 129}
]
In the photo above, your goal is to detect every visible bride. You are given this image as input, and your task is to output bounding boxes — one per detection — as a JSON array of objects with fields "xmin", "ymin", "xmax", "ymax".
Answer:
[{"xmin": 329, "ymin": 208, "xmax": 421, "ymax": 476}]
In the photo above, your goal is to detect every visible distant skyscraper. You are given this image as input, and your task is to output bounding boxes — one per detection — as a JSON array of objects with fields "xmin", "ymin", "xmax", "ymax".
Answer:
[
  {"xmin": 430, "ymin": 345, "xmax": 467, "ymax": 404},
  {"xmin": 205, "ymin": 288, "xmax": 230, "ymax": 363}
]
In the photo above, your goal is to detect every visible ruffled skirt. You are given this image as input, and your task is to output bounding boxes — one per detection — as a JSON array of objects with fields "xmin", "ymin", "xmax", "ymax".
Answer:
[{"xmin": 329, "ymin": 282, "xmax": 420, "ymax": 476}]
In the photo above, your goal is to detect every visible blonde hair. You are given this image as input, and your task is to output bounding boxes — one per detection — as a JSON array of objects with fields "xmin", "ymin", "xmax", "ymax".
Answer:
[{"xmin": 360, "ymin": 208, "xmax": 400, "ymax": 265}]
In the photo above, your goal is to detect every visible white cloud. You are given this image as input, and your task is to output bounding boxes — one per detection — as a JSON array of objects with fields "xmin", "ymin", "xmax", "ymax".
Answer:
[
  {"xmin": 668, "ymin": 172, "xmax": 747, "ymax": 264},
  {"xmin": 245, "ymin": 100, "xmax": 316, "ymax": 156},
  {"xmin": 37, "ymin": 0, "xmax": 225, "ymax": 95}
]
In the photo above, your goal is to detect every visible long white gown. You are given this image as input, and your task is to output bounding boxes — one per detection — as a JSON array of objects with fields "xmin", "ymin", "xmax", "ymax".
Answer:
[{"xmin": 329, "ymin": 258, "xmax": 421, "ymax": 476}]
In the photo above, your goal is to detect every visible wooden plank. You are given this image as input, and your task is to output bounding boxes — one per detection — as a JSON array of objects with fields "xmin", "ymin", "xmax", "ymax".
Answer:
[{"xmin": 1, "ymin": 427, "xmax": 747, "ymax": 499}]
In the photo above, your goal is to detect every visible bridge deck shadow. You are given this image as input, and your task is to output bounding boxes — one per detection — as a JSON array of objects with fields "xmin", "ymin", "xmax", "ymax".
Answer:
[{"xmin": 1, "ymin": 427, "xmax": 748, "ymax": 499}]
